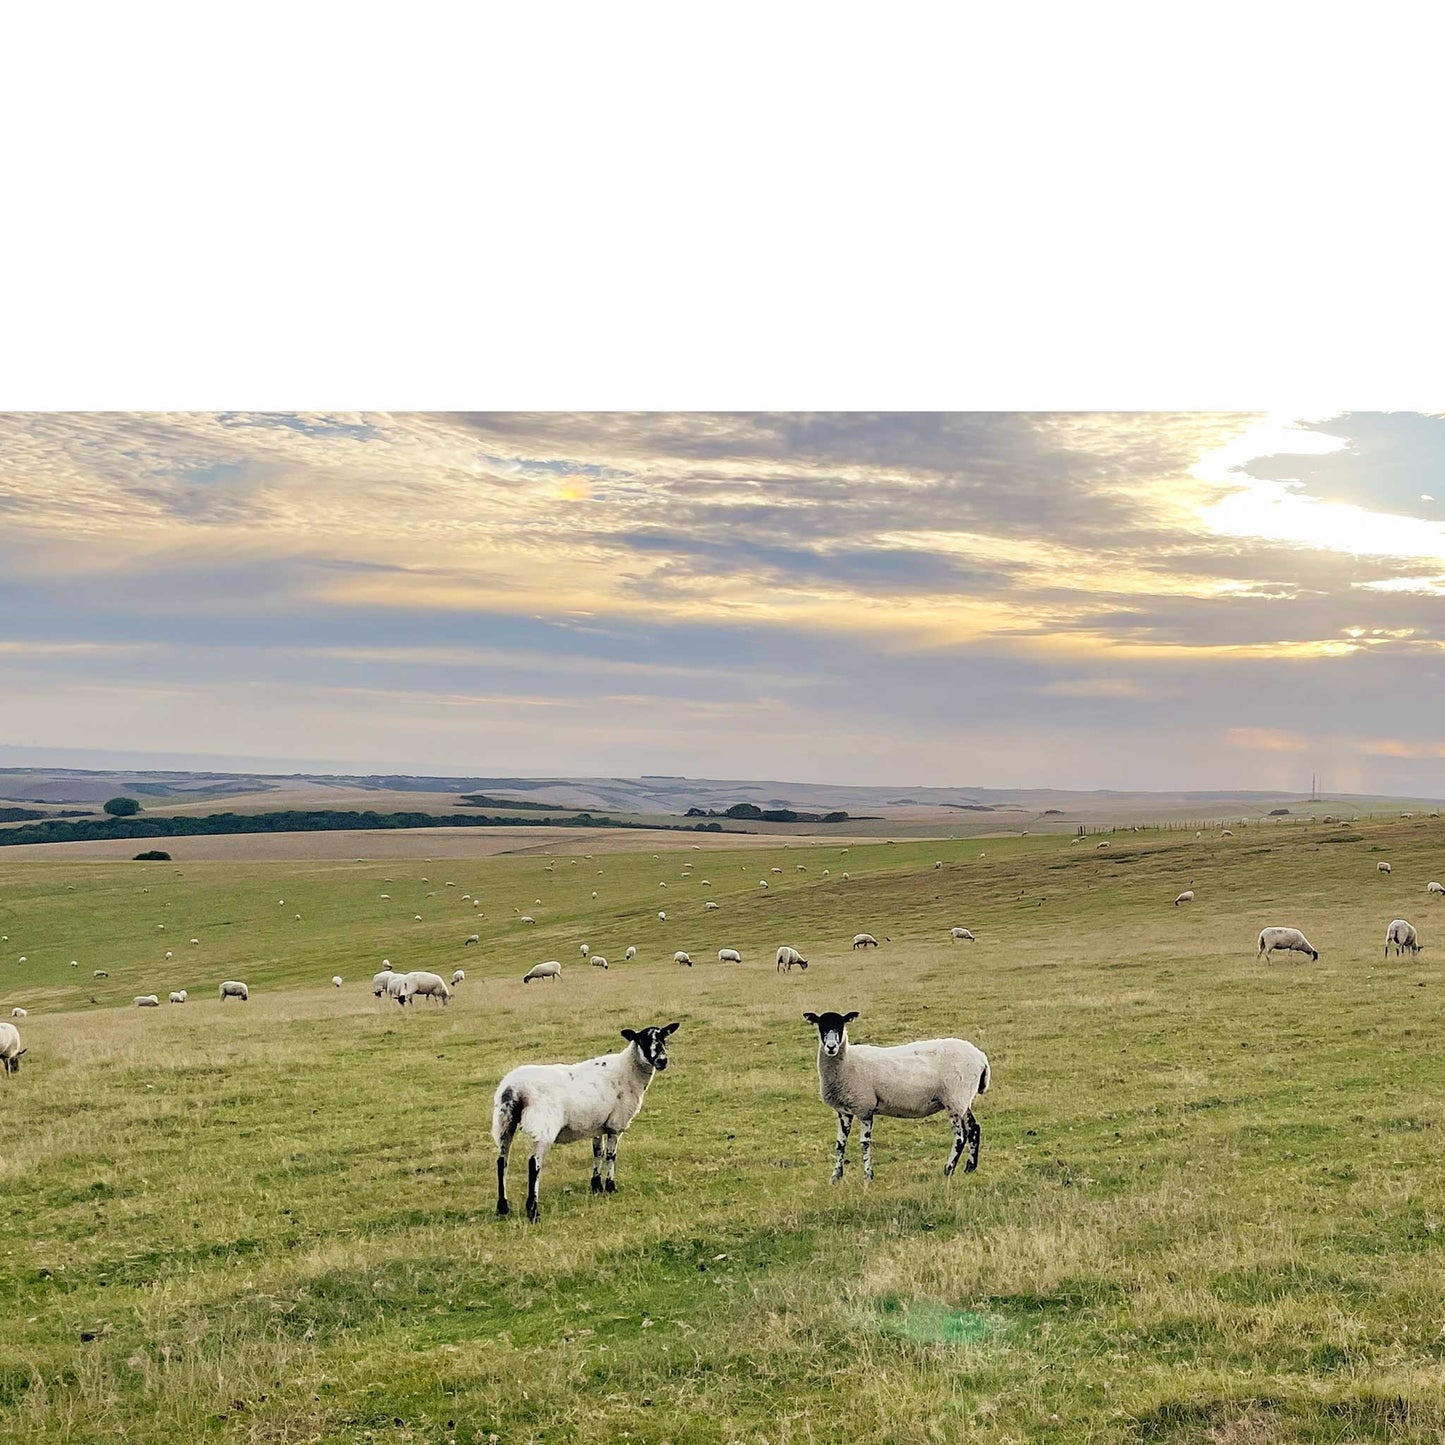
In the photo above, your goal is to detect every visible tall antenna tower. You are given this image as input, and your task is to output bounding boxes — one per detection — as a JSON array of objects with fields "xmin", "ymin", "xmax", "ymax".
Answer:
[{"xmin": 1309, "ymin": 771, "xmax": 1319, "ymax": 801}]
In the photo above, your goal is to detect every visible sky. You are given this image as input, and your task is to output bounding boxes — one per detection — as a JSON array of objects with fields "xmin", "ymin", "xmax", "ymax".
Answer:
[{"xmin": 4, "ymin": 411, "xmax": 1445, "ymax": 795}]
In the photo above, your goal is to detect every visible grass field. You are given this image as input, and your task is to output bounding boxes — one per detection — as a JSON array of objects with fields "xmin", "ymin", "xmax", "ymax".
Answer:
[{"xmin": 3, "ymin": 821, "xmax": 1445, "ymax": 1442}]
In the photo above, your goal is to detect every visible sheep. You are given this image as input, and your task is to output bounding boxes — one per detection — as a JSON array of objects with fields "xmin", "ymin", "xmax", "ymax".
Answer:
[
  {"xmin": 591, "ymin": 956, "xmax": 609, "ymax": 969},
  {"xmin": 397, "ymin": 971, "xmax": 451, "ymax": 1006},
  {"xmin": 592, "ymin": 891, "xmax": 598, "ymax": 899},
  {"xmin": 372, "ymin": 968, "xmax": 395, "ymax": 996},
  {"xmin": 164, "ymin": 951, "xmax": 173, "ymax": 960},
  {"xmin": 10, "ymin": 1007, "xmax": 26, "ymax": 1018},
  {"xmin": 93, "ymin": 970, "xmax": 109, "ymax": 979},
  {"xmin": 950, "ymin": 927, "xmax": 976, "ymax": 942},
  {"xmin": 385, "ymin": 972, "xmax": 409, "ymax": 1001},
  {"xmin": 1430, "ymin": 882, "xmax": 1445, "ymax": 897},
  {"xmin": 413, "ymin": 914, "xmax": 423, "ymax": 922},
  {"xmin": 1096, "ymin": 841, "xmax": 1110, "ymax": 850},
  {"xmin": 523, "ymin": 961, "xmax": 562, "ymax": 984},
  {"xmin": 189, "ymin": 938, "xmax": 199, "ymax": 946},
  {"xmin": 705, "ymin": 901, "xmax": 720, "ymax": 911},
  {"xmin": 465, "ymin": 934, "xmax": 480, "ymax": 946},
  {"xmin": 802, "ymin": 1011, "xmax": 989, "ymax": 1182},
  {"xmin": 1221, "ymin": 829, "xmax": 1234, "ymax": 837},
  {"xmin": 718, "ymin": 948, "xmax": 742, "ymax": 963},
  {"xmin": 332, "ymin": 975, "xmax": 343, "ymax": 987},
  {"xmin": 491, "ymin": 1020, "xmax": 679, "ymax": 1220},
  {"xmin": 219, "ymin": 980, "xmax": 249, "ymax": 1001},
  {"xmin": 169, "ymin": 991, "xmax": 187, "ymax": 1004},
  {"xmin": 701, "ymin": 879, "xmax": 711, "ymax": 886},
  {"xmin": 934, "ymin": 861, "xmax": 943, "ymax": 870},
  {"xmin": 771, "ymin": 867, "xmax": 783, "ymax": 874},
  {"xmin": 380, "ymin": 894, "xmax": 390, "ymax": 900},
  {"xmin": 841, "ymin": 872, "xmax": 850, "ymax": 881},
  {"xmin": 451, "ymin": 968, "xmax": 466, "ymax": 985},
  {"xmin": 1385, "ymin": 919, "xmax": 1423, "ymax": 958},
  {"xmin": 1378, "ymin": 862, "xmax": 1393, "ymax": 874},
  {"xmin": 797, "ymin": 865, "xmax": 808, "ymax": 872},
  {"xmin": 520, "ymin": 915, "xmax": 537, "ymax": 925},
  {"xmin": 1257, "ymin": 928, "xmax": 1318, "ymax": 963},
  {"xmin": 0, "ymin": 1021, "xmax": 25, "ymax": 1076},
  {"xmin": 852, "ymin": 933, "xmax": 879, "ymax": 949},
  {"xmin": 776, "ymin": 945, "xmax": 808, "ymax": 973},
  {"xmin": 625, "ymin": 945, "xmax": 637, "ymax": 961},
  {"xmin": 758, "ymin": 881, "xmax": 769, "ymax": 891},
  {"xmin": 580, "ymin": 944, "xmax": 590, "ymax": 957},
  {"xmin": 135, "ymin": 995, "xmax": 160, "ymax": 1008},
  {"xmin": 822, "ymin": 869, "xmax": 830, "ymax": 877},
  {"xmin": 658, "ymin": 911, "xmax": 667, "ymax": 921},
  {"xmin": 1174, "ymin": 890, "xmax": 1195, "ymax": 907},
  {"xmin": 673, "ymin": 951, "xmax": 693, "ymax": 967}
]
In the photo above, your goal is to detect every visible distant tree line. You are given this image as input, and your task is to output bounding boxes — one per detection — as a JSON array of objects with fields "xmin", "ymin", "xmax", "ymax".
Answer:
[
  {"xmin": 685, "ymin": 803, "xmax": 853, "ymax": 824},
  {"xmin": 0, "ymin": 807, "xmax": 93, "ymax": 823},
  {"xmin": 0, "ymin": 809, "xmax": 750, "ymax": 848}
]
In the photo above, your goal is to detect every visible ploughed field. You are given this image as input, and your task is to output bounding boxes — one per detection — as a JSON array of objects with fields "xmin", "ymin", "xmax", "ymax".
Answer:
[{"xmin": 2, "ymin": 822, "xmax": 1444, "ymax": 1443}]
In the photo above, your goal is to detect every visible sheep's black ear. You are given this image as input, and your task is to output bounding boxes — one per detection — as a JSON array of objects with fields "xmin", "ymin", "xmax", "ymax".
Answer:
[
  {"xmin": 843, "ymin": 1011, "xmax": 859, "ymax": 1023},
  {"xmin": 802, "ymin": 1012, "xmax": 819, "ymax": 1024},
  {"xmin": 621, "ymin": 1028, "xmax": 637, "ymax": 1042},
  {"xmin": 662, "ymin": 1021, "xmax": 680, "ymax": 1035}
]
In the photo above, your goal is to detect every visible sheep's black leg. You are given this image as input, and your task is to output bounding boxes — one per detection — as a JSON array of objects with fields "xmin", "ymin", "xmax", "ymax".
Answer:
[
  {"xmin": 526, "ymin": 1156, "xmax": 542, "ymax": 1222},
  {"xmin": 964, "ymin": 1109, "xmax": 981, "ymax": 1172},
  {"xmin": 832, "ymin": 1112, "xmax": 852, "ymax": 1182},
  {"xmin": 860, "ymin": 1116, "xmax": 874, "ymax": 1181},
  {"xmin": 495, "ymin": 1132, "xmax": 514, "ymax": 1216},
  {"xmin": 944, "ymin": 1112, "xmax": 967, "ymax": 1177},
  {"xmin": 604, "ymin": 1131, "xmax": 619, "ymax": 1192},
  {"xmin": 591, "ymin": 1136, "xmax": 604, "ymax": 1193}
]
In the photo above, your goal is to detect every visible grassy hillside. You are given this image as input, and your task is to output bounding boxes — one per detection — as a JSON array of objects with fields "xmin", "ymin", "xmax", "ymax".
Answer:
[{"xmin": 3, "ymin": 821, "xmax": 1445, "ymax": 1441}]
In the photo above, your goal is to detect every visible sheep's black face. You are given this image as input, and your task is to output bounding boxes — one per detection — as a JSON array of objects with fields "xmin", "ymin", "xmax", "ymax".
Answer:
[
  {"xmin": 622, "ymin": 1022, "xmax": 680, "ymax": 1071},
  {"xmin": 4, "ymin": 1049, "xmax": 24, "ymax": 1074},
  {"xmin": 803, "ymin": 1011, "xmax": 858, "ymax": 1057}
]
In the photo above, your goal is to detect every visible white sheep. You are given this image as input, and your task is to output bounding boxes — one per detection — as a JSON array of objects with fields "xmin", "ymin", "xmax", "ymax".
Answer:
[
  {"xmin": 219, "ymin": 980, "xmax": 249, "ymax": 1001},
  {"xmin": 852, "ymin": 933, "xmax": 879, "ymax": 949},
  {"xmin": 776, "ymin": 945, "xmax": 808, "ymax": 973},
  {"xmin": 592, "ymin": 891, "xmax": 598, "ymax": 899},
  {"xmin": 1378, "ymin": 861, "xmax": 1393, "ymax": 874},
  {"xmin": 1257, "ymin": 928, "xmax": 1318, "ymax": 963},
  {"xmin": 841, "ymin": 872, "xmax": 850, "ymax": 881},
  {"xmin": 491, "ymin": 1020, "xmax": 679, "ymax": 1220},
  {"xmin": 1386, "ymin": 919, "xmax": 1422, "ymax": 957},
  {"xmin": 452, "ymin": 969, "xmax": 466, "ymax": 985},
  {"xmin": 385, "ymin": 973, "xmax": 409, "ymax": 1002},
  {"xmin": 397, "ymin": 971, "xmax": 451, "ymax": 1006},
  {"xmin": 332, "ymin": 975, "xmax": 343, "ymax": 988},
  {"xmin": 591, "ymin": 956, "xmax": 609, "ymax": 970},
  {"xmin": 169, "ymin": 991, "xmax": 187, "ymax": 1004},
  {"xmin": 1221, "ymin": 829, "xmax": 1233, "ymax": 837},
  {"xmin": 934, "ymin": 861, "xmax": 943, "ymax": 870},
  {"xmin": 771, "ymin": 867, "xmax": 783, "ymax": 874},
  {"xmin": 93, "ymin": 970, "xmax": 109, "ymax": 979},
  {"xmin": 372, "ymin": 968, "xmax": 395, "ymax": 996},
  {"xmin": 802, "ymin": 1011, "xmax": 989, "ymax": 1182},
  {"xmin": 950, "ymin": 927, "xmax": 976, "ymax": 942},
  {"xmin": 465, "ymin": 934, "xmax": 480, "ymax": 946},
  {"xmin": 1430, "ymin": 882, "xmax": 1445, "ymax": 897},
  {"xmin": 673, "ymin": 951, "xmax": 693, "ymax": 967},
  {"xmin": 0, "ymin": 1021, "xmax": 25, "ymax": 1076},
  {"xmin": 10, "ymin": 1007, "xmax": 27, "ymax": 1018},
  {"xmin": 701, "ymin": 879, "xmax": 711, "ymax": 887},
  {"xmin": 580, "ymin": 944, "xmax": 590, "ymax": 957},
  {"xmin": 164, "ymin": 951, "xmax": 173, "ymax": 960},
  {"xmin": 625, "ymin": 945, "xmax": 637, "ymax": 961},
  {"xmin": 758, "ymin": 881, "xmax": 769, "ymax": 891},
  {"xmin": 1174, "ymin": 890, "xmax": 1195, "ymax": 907},
  {"xmin": 523, "ymin": 961, "xmax": 562, "ymax": 983},
  {"xmin": 521, "ymin": 915, "xmax": 537, "ymax": 925},
  {"xmin": 718, "ymin": 948, "xmax": 742, "ymax": 963},
  {"xmin": 1096, "ymin": 841, "xmax": 1110, "ymax": 850},
  {"xmin": 190, "ymin": 938, "xmax": 199, "ymax": 946},
  {"xmin": 135, "ymin": 995, "xmax": 160, "ymax": 1008},
  {"xmin": 705, "ymin": 901, "xmax": 720, "ymax": 911},
  {"xmin": 658, "ymin": 911, "xmax": 667, "ymax": 921}
]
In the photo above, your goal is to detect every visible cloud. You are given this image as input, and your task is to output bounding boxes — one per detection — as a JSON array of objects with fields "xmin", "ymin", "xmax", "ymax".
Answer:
[{"xmin": 1225, "ymin": 728, "xmax": 1310, "ymax": 752}]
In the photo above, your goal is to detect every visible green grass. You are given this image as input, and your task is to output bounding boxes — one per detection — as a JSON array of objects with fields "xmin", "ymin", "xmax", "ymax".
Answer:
[{"xmin": 3, "ymin": 822, "xmax": 1445, "ymax": 1441}]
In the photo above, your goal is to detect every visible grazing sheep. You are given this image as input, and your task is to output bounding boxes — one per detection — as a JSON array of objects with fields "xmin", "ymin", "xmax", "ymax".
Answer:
[
  {"xmin": 1174, "ymin": 890, "xmax": 1195, "ymax": 907},
  {"xmin": 465, "ymin": 934, "xmax": 480, "ymax": 946},
  {"xmin": 397, "ymin": 971, "xmax": 451, "ymax": 1006},
  {"xmin": 135, "ymin": 995, "xmax": 160, "ymax": 1008},
  {"xmin": 625, "ymin": 945, "xmax": 637, "ymax": 960},
  {"xmin": 1386, "ymin": 919, "xmax": 1422, "ymax": 957},
  {"xmin": 385, "ymin": 973, "xmax": 408, "ymax": 1002},
  {"xmin": 822, "ymin": 869, "xmax": 830, "ymax": 877},
  {"xmin": 332, "ymin": 975, "xmax": 343, "ymax": 987},
  {"xmin": 1221, "ymin": 829, "xmax": 1233, "ymax": 837},
  {"xmin": 950, "ymin": 927, "xmax": 976, "ymax": 942},
  {"xmin": 705, "ymin": 901, "xmax": 720, "ymax": 911},
  {"xmin": 776, "ymin": 945, "xmax": 808, "ymax": 973},
  {"xmin": 802, "ymin": 1011, "xmax": 989, "ymax": 1182},
  {"xmin": 1378, "ymin": 862, "xmax": 1393, "ymax": 874},
  {"xmin": 673, "ymin": 951, "xmax": 693, "ymax": 967},
  {"xmin": 1430, "ymin": 881, "xmax": 1445, "ymax": 897},
  {"xmin": 491, "ymin": 1020, "xmax": 679, "ymax": 1220},
  {"xmin": 581, "ymin": 944, "xmax": 590, "ymax": 957},
  {"xmin": 658, "ymin": 911, "xmax": 667, "ymax": 921},
  {"xmin": 797, "ymin": 865, "xmax": 808, "ymax": 872},
  {"xmin": 10, "ymin": 1007, "xmax": 26, "ymax": 1018},
  {"xmin": 164, "ymin": 951, "xmax": 173, "ymax": 960},
  {"xmin": 934, "ymin": 861, "xmax": 944, "ymax": 870},
  {"xmin": 452, "ymin": 969, "xmax": 465, "ymax": 985},
  {"xmin": 718, "ymin": 948, "xmax": 742, "ymax": 963},
  {"xmin": 1096, "ymin": 841, "xmax": 1110, "ymax": 850},
  {"xmin": 1257, "ymin": 928, "xmax": 1318, "ymax": 963},
  {"xmin": 169, "ymin": 991, "xmax": 187, "ymax": 1004},
  {"xmin": 758, "ymin": 881, "xmax": 770, "ymax": 891},
  {"xmin": 852, "ymin": 933, "xmax": 879, "ymax": 949},
  {"xmin": 592, "ymin": 891, "xmax": 598, "ymax": 899},
  {"xmin": 190, "ymin": 938, "xmax": 199, "ymax": 946},
  {"xmin": 771, "ymin": 867, "xmax": 783, "ymax": 874},
  {"xmin": 380, "ymin": 894, "xmax": 390, "ymax": 900},
  {"xmin": 372, "ymin": 968, "xmax": 395, "ymax": 996},
  {"xmin": 93, "ymin": 970, "xmax": 108, "ymax": 979},
  {"xmin": 523, "ymin": 961, "xmax": 563, "ymax": 984},
  {"xmin": 591, "ymin": 956, "xmax": 609, "ymax": 970},
  {"xmin": 701, "ymin": 879, "xmax": 711, "ymax": 886},
  {"xmin": 219, "ymin": 980, "xmax": 249, "ymax": 1001},
  {"xmin": 841, "ymin": 872, "xmax": 850, "ymax": 881},
  {"xmin": 521, "ymin": 916, "xmax": 537, "ymax": 925},
  {"xmin": 0, "ymin": 1021, "xmax": 25, "ymax": 1076}
]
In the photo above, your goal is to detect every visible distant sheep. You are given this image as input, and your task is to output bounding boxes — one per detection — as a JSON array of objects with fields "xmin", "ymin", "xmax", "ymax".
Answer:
[
  {"xmin": 841, "ymin": 872, "xmax": 850, "ymax": 881},
  {"xmin": 718, "ymin": 948, "xmax": 742, "ymax": 963},
  {"xmin": 771, "ymin": 867, "xmax": 783, "ymax": 875},
  {"xmin": 776, "ymin": 945, "xmax": 808, "ymax": 973},
  {"xmin": 219, "ymin": 980, "xmax": 249, "ymax": 1001},
  {"xmin": 1430, "ymin": 882, "xmax": 1445, "ymax": 897},
  {"xmin": 1378, "ymin": 862, "xmax": 1393, "ymax": 874},
  {"xmin": 852, "ymin": 933, "xmax": 879, "ymax": 949},
  {"xmin": 705, "ymin": 901, "xmax": 720, "ymax": 911},
  {"xmin": 10, "ymin": 1007, "xmax": 26, "ymax": 1018},
  {"xmin": 452, "ymin": 969, "xmax": 465, "ymax": 985},
  {"xmin": 673, "ymin": 951, "xmax": 693, "ymax": 967},
  {"xmin": 465, "ymin": 934, "xmax": 480, "ymax": 946},
  {"xmin": 521, "ymin": 916, "xmax": 536, "ymax": 925},
  {"xmin": 164, "ymin": 951, "xmax": 173, "ymax": 960},
  {"xmin": 135, "ymin": 995, "xmax": 160, "ymax": 1008},
  {"xmin": 189, "ymin": 938, "xmax": 199, "ymax": 946},
  {"xmin": 523, "ymin": 961, "xmax": 563, "ymax": 983},
  {"xmin": 591, "ymin": 956, "xmax": 609, "ymax": 969},
  {"xmin": 169, "ymin": 991, "xmax": 187, "ymax": 1004},
  {"xmin": 658, "ymin": 911, "xmax": 667, "ymax": 921},
  {"xmin": 1386, "ymin": 919, "xmax": 1422, "ymax": 958},
  {"xmin": 758, "ymin": 881, "xmax": 769, "ymax": 891},
  {"xmin": 1174, "ymin": 890, "xmax": 1195, "ymax": 907},
  {"xmin": 934, "ymin": 861, "xmax": 943, "ymax": 870},
  {"xmin": 581, "ymin": 944, "xmax": 590, "ymax": 957},
  {"xmin": 950, "ymin": 927, "xmax": 975, "ymax": 942},
  {"xmin": 625, "ymin": 945, "xmax": 637, "ymax": 961},
  {"xmin": 93, "ymin": 970, "xmax": 109, "ymax": 979},
  {"xmin": 1257, "ymin": 928, "xmax": 1317, "ymax": 963},
  {"xmin": 0, "ymin": 1021, "xmax": 25, "ymax": 1076},
  {"xmin": 1221, "ymin": 829, "xmax": 1233, "ymax": 837},
  {"xmin": 1096, "ymin": 841, "xmax": 1110, "ymax": 850},
  {"xmin": 332, "ymin": 975, "xmax": 343, "ymax": 987}
]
